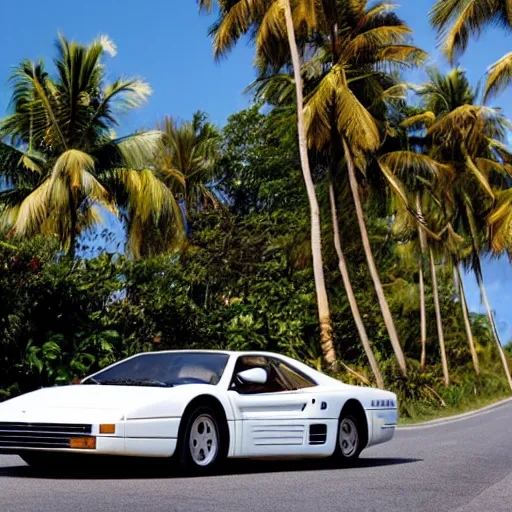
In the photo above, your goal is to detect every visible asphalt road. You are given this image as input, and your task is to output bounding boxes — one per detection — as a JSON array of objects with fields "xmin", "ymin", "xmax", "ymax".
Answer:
[{"xmin": 1, "ymin": 402, "xmax": 512, "ymax": 512}]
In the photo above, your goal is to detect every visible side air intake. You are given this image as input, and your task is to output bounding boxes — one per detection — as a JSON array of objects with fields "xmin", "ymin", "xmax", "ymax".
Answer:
[{"xmin": 309, "ymin": 424, "xmax": 327, "ymax": 445}]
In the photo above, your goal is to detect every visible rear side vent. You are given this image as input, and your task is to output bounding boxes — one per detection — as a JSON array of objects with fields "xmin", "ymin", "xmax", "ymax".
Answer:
[{"xmin": 309, "ymin": 424, "xmax": 327, "ymax": 445}]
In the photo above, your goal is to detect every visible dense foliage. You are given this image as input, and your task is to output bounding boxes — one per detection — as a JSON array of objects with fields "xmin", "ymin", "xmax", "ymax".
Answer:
[
  {"xmin": 2, "ymin": 1, "xmax": 512, "ymax": 419},
  {"xmin": 1, "ymin": 107, "xmax": 510, "ymax": 416}
]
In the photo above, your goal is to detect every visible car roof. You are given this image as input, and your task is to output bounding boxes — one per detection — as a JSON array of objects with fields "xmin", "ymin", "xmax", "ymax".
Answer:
[{"xmin": 133, "ymin": 349, "xmax": 289, "ymax": 358}]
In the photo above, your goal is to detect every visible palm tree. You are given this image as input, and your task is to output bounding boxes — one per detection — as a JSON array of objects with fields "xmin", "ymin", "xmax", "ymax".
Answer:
[
  {"xmin": 198, "ymin": 0, "xmax": 337, "ymax": 366},
  {"xmin": 156, "ymin": 112, "xmax": 221, "ymax": 215},
  {"xmin": 328, "ymin": 179, "xmax": 384, "ymax": 388},
  {"xmin": 301, "ymin": 1, "xmax": 427, "ymax": 376},
  {"xmin": 250, "ymin": 82, "xmax": 385, "ymax": 386},
  {"xmin": 249, "ymin": 0, "xmax": 426, "ymax": 378},
  {"xmin": 430, "ymin": 0, "xmax": 512, "ymax": 100},
  {"xmin": 0, "ymin": 34, "xmax": 182, "ymax": 259},
  {"xmin": 379, "ymin": 145, "xmax": 452, "ymax": 384},
  {"xmin": 416, "ymin": 193, "xmax": 428, "ymax": 369},
  {"xmin": 383, "ymin": 150, "xmax": 484, "ymax": 379},
  {"xmin": 388, "ymin": 68, "xmax": 512, "ymax": 388},
  {"xmin": 428, "ymin": 245, "xmax": 450, "ymax": 385},
  {"xmin": 453, "ymin": 264, "xmax": 480, "ymax": 375},
  {"xmin": 422, "ymin": 69, "xmax": 512, "ymax": 388}
]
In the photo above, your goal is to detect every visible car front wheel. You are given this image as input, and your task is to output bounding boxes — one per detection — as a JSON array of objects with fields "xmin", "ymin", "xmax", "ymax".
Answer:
[{"xmin": 178, "ymin": 406, "xmax": 224, "ymax": 473}]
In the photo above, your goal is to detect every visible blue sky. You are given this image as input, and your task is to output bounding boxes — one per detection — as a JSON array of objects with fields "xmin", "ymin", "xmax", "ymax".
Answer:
[{"xmin": 0, "ymin": 0, "xmax": 511, "ymax": 342}]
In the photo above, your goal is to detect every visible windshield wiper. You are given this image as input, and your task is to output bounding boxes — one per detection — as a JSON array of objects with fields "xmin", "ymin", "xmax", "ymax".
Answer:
[{"xmin": 97, "ymin": 378, "xmax": 173, "ymax": 388}]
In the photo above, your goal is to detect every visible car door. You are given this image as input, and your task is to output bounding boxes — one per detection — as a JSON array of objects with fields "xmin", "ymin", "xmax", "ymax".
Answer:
[{"xmin": 227, "ymin": 355, "xmax": 317, "ymax": 457}]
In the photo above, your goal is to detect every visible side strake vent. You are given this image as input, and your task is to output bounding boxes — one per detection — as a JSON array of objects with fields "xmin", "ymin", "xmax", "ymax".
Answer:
[{"xmin": 309, "ymin": 424, "xmax": 327, "ymax": 445}]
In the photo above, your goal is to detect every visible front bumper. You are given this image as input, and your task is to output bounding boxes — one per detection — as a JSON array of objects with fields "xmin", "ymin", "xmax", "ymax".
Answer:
[{"xmin": 0, "ymin": 419, "xmax": 180, "ymax": 458}]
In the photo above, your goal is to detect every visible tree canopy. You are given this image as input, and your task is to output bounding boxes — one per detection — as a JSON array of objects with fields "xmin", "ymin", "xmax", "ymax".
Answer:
[{"xmin": 2, "ymin": 15, "xmax": 512, "ymax": 417}]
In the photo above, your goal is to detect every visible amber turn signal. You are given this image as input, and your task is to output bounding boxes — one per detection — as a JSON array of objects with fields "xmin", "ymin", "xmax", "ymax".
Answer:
[
  {"xmin": 69, "ymin": 437, "xmax": 96, "ymax": 449},
  {"xmin": 99, "ymin": 424, "xmax": 116, "ymax": 434}
]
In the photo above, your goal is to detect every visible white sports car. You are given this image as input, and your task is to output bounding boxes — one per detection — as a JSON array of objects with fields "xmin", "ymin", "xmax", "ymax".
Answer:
[{"xmin": 0, "ymin": 350, "xmax": 398, "ymax": 472}]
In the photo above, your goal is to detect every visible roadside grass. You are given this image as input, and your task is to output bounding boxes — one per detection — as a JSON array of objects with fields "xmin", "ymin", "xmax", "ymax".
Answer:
[
  {"xmin": 398, "ymin": 392, "xmax": 511, "ymax": 425},
  {"xmin": 374, "ymin": 358, "xmax": 512, "ymax": 425},
  {"xmin": 329, "ymin": 358, "xmax": 512, "ymax": 426}
]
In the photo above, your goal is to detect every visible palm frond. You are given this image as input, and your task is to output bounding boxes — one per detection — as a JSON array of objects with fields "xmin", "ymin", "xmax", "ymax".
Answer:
[
  {"xmin": 374, "ymin": 45, "xmax": 428, "ymax": 68},
  {"xmin": 50, "ymin": 149, "xmax": 95, "ymax": 189},
  {"xmin": 198, "ymin": 0, "xmax": 214, "ymax": 13},
  {"xmin": 292, "ymin": 0, "xmax": 317, "ymax": 31},
  {"xmin": 304, "ymin": 64, "xmax": 379, "ymax": 153},
  {"xmin": 378, "ymin": 158, "xmax": 410, "ymax": 206},
  {"xmin": 429, "ymin": 0, "xmax": 468, "ymax": 31},
  {"xmin": 123, "ymin": 168, "xmax": 185, "ymax": 257},
  {"xmin": 341, "ymin": 25, "xmax": 413, "ymax": 62},
  {"xmin": 3, "ymin": 59, "xmax": 66, "ymax": 150},
  {"xmin": 476, "ymin": 157, "xmax": 510, "ymax": 176},
  {"xmin": 464, "ymin": 149, "xmax": 495, "ymax": 200},
  {"xmin": 102, "ymin": 78, "xmax": 152, "ymax": 112},
  {"xmin": 0, "ymin": 142, "xmax": 45, "ymax": 180},
  {"xmin": 95, "ymin": 131, "xmax": 163, "ymax": 169},
  {"xmin": 155, "ymin": 113, "xmax": 220, "ymax": 211},
  {"xmin": 257, "ymin": 0, "xmax": 287, "ymax": 60},
  {"xmin": 49, "ymin": 150, "xmax": 116, "ymax": 224},
  {"xmin": 95, "ymin": 34, "xmax": 117, "ymax": 57},
  {"xmin": 212, "ymin": 0, "xmax": 265, "ymax": 59},
  {"xmin": 10, "ymin": 179, "xmax": 51, "ymax": 236},
  {"xmin": 427, "ymin": 104, "xmax": 498, "ymax": 137},
  {"xmin": 430, "ymin": 0, "xmax": 498, "ymax": 63},
  {"xmin": 484, "ymin": 52, "xmax": 512, "ymax": 102},
  {"xmin": 247, "ymin": 73, "xmax": 295, "ymax": 104},
  {"xmin": 488, "ymin": 188, "xmax": 512, "ymax": 252},
  {"xmin": 379, "ymin": 151, "xmax": 448, "ymax": 182},
  {"xmin": 364, "ymin": 3, "xmax": 399, "ymax": 21},
  {"xmin": 381, "ymin": 83, "xmax": 408, "ymax": 101},
  {"xmin": 400, "ymin": 111, "xmax": 436, "ymax": 128}
]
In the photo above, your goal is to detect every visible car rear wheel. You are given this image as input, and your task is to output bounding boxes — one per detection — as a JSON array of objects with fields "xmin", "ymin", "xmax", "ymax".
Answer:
[
  {"xmin": 332, "ymin": 414, "xmax": 362, "ymax": 464},
  {"xmin": 178, "ymin": 406, "xmax": 225, "ymax": 473}
]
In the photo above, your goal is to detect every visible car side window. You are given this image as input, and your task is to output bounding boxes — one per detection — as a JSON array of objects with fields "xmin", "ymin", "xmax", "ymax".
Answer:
[
  {"xmin": 230, "ymin": 356, "xmax": 289, "ymax": 395},
  {"xmin": 270, "ymin": 359, "xmax": 317, "ymax": 390}
]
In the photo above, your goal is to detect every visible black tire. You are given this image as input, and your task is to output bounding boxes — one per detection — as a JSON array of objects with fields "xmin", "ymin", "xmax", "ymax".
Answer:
[
  {"xmin": 177, "ymin": 405, "xmax": 226, "ymax": 474},
  {"xmin": 332, "ymin": 413, "xmax": 363, "ymax": 465}
]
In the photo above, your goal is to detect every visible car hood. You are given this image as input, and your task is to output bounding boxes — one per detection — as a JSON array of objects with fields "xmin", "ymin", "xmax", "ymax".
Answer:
[{"xmin": 0, "ymin": 385, "xmax": 178, "ymax": 424}]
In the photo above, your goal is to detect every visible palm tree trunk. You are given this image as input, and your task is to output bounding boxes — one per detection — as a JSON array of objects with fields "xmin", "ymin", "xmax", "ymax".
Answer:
[
  {"xmin": 428, "ymin": 247, "xmax": 449, "ymax": 386},
  {"xmin": 474, "ymin": 256, "xmax": 512, "ymax": 391},
  {"xmin": 325, "ymin": 20, "xmax": 381, "ymax": 384},
  {"xmin": 343, "ymin": 138, "xmax": 407, "ymax": 375},
  {"xmin": 328, "ymin": 181, "xmax": 384, "ymax": 388},
  {"xmin": 68, "ymin": 189, "xmax": 78, "ymax": 261},
  {"xmin": 416, "ymin": 194, "xmax": 427, "ymax": 369},
  {"xmin": 282, "ymin": 0, "xmax": 336, "ymax": 367},
  {"xmin": 454, "ymin": 265, "xmax": 480, "ymax": 375},
  {"xmin": 418, "ymin": 254, "xmax": 427, "ymax": 368}
]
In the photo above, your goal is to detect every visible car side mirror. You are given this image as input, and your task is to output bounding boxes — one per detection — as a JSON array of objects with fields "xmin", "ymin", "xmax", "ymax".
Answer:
[{"xmin": 237, "ymin": 368, "xmax": 267, "ymax": 384}]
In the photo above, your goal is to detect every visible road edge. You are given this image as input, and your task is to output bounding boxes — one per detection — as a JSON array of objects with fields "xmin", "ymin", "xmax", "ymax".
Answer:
[{"xmin": 398, "ymin": 396, "xmax": 512, "ymax": 430}]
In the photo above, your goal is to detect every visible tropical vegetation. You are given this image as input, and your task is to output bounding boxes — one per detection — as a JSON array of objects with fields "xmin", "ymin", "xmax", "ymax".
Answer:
[{"xmin": 1, "ymin": 1, "xmax": 512, "ymax": 420}]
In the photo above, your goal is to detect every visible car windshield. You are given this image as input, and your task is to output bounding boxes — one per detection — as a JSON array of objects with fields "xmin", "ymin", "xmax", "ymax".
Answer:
[{"xmin": 82, "ymin": 352, "xmax": 230, "ymax": 387}]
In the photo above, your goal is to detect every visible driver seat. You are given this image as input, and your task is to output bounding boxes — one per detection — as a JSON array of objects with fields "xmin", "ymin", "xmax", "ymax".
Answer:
[{"xmin": 177, "ymin": 365, "xmax": 219, "ymax": 384}]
